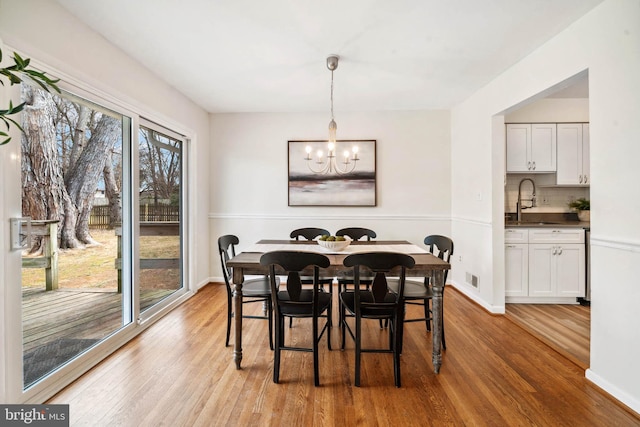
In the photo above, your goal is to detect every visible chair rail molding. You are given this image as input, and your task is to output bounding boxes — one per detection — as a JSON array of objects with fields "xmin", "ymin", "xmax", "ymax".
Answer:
[
  {"xmin": 451, "ymin": 215, "xmax": 493, "ymax": 227},
  {"xmin": 209, "ymin": 213, "xmax": 450, "ymax": 222},
  {"xmin": 590, "ymin": 235, "xmax": 640, "ymax": 253}
]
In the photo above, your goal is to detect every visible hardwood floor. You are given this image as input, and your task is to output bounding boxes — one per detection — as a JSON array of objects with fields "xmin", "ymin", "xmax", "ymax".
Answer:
[
  {"xmin": 505, "ymin": 303, "xmax": 590, "ymax": 369},
  {"xmin": 48, "ymin": 284, "xmax": 639, "ymax": 426}
]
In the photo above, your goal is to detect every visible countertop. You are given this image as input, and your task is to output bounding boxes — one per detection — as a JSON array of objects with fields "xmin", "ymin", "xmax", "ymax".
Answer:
[
  {"xmin": 505, "ymin": 220, "xmax": 590, "ymax": 229},
  {"xmin": 505, "ymin": 212, "xmax": 590, "ymax": 229}
]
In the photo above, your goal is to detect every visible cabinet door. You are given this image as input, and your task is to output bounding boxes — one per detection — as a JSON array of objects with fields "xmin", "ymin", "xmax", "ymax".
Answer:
[
  {"xmin": 506, "ymin": 124, "xmax": 530, "ymax": 172},
  {"xmin": 528, "ymin": 244, "xmax": 555, "ymax": 296},
  {"xmin": 555, "ymin": 244, "xmax": 585, "ymax": 297},
  {"xmin": 557, "ymin": 123, "xmax": 583, "ymax": 185},
  {"xmin": 505, "ymin": 244, "xmax": 528, "ymax": 296},
  {"xmin": 530, "ymin": 124, "xmax": 556, "ymax": 172}
]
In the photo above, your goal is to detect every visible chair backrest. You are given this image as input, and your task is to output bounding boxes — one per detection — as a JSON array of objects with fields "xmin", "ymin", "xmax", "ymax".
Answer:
[
  {"xmin": 343, "ymin": 252, "xmax": 415, "ymax": 315},
  {"xmin": 424, "ymin": 235, "xmax": 454, "ymax": 283},
  {"xmin": 335, "ymin": 227, "xmax": 377, "ymax": 241},
  {"xmin": 260, "ymin": 251, "xmax": 331, "ymax": 313},
  {"xmin": 290, "ymin": 227, "xmax": 330, "ymax": 241},
  {"xmin": 218, "ymin": 234, "xmax": 239, "ymax": 289}
]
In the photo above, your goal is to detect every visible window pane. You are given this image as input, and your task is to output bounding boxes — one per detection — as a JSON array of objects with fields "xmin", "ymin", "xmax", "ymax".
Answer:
[
  {"xmin": 20, "ymin": 85, "xmax": 129, "ymax": 388},
  {"xmin": 138, "ymin": 125, "xmax": 183, "ymax": 313}
]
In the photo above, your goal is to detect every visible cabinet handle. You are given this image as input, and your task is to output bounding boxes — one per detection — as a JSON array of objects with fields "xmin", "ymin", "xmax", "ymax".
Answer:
[
  {"xmin": 552, "ymin": 247, "xmax": 557, "ymax": 255},
  {"xmin": 527, "ymin": 161, "xmax": 532, "ymax": 170},
  {"xmin": 532, "ymin": 161, "xmax": 536, "ymax": 170},
  {"xmin": 584, "ymin": 175, "xmax": 588, "ymax": 183},
  {"xmin": 506, "ymin": 245, "xmax": 515, "ymax": 248},
  {"xmin": 558, "ymin": 247, "xmax": 563, "ymax": 255},
  {"xmin": 579, "ymin": 175, "xmax": 583, "ymax": 183}
]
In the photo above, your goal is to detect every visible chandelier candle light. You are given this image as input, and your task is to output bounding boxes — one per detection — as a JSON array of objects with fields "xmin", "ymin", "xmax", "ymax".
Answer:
[{"xmin": 304, "ymin": 55, "xmax": 360, "ymax": 175}]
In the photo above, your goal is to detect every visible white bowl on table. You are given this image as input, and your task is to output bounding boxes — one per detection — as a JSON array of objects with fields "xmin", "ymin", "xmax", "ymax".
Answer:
[{"xmin": 317, "ymin": 238, "xmax": 351, "ymax": 252}]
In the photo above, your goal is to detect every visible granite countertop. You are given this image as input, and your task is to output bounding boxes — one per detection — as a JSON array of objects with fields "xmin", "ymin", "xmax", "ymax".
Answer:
[{"xmin": 504, "ymin": 212, "xmax": 590, "ymax": 229}]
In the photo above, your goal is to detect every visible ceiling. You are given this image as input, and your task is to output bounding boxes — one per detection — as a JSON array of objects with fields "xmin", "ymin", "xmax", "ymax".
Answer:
[{"xmin": 56, "ymin": 0, "xmax": 599, "ymax": 114}]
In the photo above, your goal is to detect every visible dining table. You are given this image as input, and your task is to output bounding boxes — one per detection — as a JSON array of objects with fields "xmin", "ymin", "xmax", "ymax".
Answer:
[{"xmin": 226, "ymin": 239, "xmax": 451, "ymax": 374}]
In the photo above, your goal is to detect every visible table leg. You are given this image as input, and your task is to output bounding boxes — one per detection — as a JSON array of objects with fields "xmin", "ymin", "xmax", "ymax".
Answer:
[
  {"xmin": 431, "ymin": 269, "xmax": 444, "ymax": 374},
  {"xmin": 233, "ymin": 275, "xmax": 244, "ymax": 369}
]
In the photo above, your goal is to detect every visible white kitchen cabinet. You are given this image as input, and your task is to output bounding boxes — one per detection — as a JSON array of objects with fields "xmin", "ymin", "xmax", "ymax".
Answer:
[
  {"xmin": 505, "ymin": 228, "xmax": 586, "ymax": 302},
  {"xmin": 557, "ymin": 123, "xmax": 590, "ymax": 186},
  {"xmin": 528, "ymin": 228, "xmax": 585, "ymax": 244},
  {"xmin": 505, "ymin": 243, "xmax": 529, "ymax": 297},
  {"xmin": 529, "ymin": 243, "xmax": 585, "ymax": 298},
  {"xmin": 506, "ymin": 123, "xmax": 557, "ymax": 172}
]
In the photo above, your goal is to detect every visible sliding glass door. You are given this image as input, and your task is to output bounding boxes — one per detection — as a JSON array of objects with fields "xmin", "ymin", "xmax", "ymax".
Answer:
[
  {"xmin": 19, "ymin": 85, "xmax": 132, "ymax": 388},
  {"xmin": 8, "ymin": 84, "xmax": 188, "ymax": 398},
  {"xmin": 137, "ymin": 121, "xmax": 184, "ymax": 315}
]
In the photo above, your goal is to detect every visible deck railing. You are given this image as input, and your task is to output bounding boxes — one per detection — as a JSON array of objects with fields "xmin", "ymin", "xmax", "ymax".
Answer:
[{"xmin": 21, "ymin": 220, "xmax": 59, "ymax": 291}]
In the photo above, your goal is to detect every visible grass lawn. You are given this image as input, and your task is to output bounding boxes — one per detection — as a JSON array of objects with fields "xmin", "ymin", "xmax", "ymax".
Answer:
[{"xmin": 22, "ymin": 229, "xmax": 180, "ymax": 291}]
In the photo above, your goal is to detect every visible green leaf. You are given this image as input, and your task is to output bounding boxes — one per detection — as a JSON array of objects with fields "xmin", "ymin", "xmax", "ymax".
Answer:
[
  {"xmin": 0, "ymin": 132, "xmax": 11, "ymax": 146},
  {"xmin": 13, "ymin": 52, "xmax": 26, "ymax": 68}
]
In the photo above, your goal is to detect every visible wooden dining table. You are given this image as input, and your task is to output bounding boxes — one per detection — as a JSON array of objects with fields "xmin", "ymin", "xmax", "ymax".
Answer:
[{"xmin": 226, "ymin": 239, "xmax": 451, "ymax": 374}]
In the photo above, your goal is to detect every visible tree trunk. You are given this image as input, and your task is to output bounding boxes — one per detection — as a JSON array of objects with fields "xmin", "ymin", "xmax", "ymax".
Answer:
[
  {"xmin": 65, "ymin": 114, "xmax": 120, "ymax": 244},
  {"xmin": 66, "ymin": 104, "xmax": 90, "ymax": 178},
  {"xmin": 21, "ymin": 85, "xmax": 80, "ymax": 250},
  {"xmin": 103, "ymin": 149, "xmax": 122, "ymax": 228}
]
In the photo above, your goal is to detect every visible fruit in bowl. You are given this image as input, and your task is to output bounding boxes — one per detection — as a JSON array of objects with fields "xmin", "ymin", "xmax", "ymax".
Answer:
[{"xmin": 317, "ymin": 235, "xmax": 351, "ymax": 251}]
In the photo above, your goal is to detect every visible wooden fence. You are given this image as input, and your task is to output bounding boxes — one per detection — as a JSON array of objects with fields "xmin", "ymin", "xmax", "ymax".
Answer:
[{"xmin": 90, "ymin": 205, "xmax": 180, "ymax": 229}]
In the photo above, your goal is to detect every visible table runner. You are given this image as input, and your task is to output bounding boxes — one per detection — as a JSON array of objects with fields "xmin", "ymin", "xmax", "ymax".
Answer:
[{"xmin": 243, "ymin": 242, "xmax": 428, "ymax": 255}]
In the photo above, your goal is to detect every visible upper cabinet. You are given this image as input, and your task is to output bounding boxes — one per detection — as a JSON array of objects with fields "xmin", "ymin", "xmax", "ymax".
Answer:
[
  {"xmin": 506, "ymin": 123, "xmax": 557, "ymax": 172},
  {"xmin": 556, "ymin": 123, "xmax": 590, "ymax": 186}
]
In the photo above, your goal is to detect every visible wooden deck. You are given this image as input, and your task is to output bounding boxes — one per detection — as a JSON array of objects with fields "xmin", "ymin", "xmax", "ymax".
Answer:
[{"xmin": 22, "ymin": 287, "xmax": 175, "ymax": 354}]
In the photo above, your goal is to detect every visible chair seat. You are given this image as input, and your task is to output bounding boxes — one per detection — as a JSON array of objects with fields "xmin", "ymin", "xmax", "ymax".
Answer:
[
  {"xmin": 387, "ymin": 278, "xmax": 435, "ymax": 299},
  {"xmin": 277, "ymin": 289, "xmax": 332, "ymax": 316},
  {"xmin": 340, "ymin": 291, "xmax": 398, "ymax": 317},
  {"xmin": 242, "ymin": 276, "xmax": 277, "ymax": 297}
]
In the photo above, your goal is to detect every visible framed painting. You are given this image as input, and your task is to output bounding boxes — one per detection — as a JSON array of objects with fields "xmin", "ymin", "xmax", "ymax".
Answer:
[{"xmin": 288, "ymin": 139, "xmax": 376, "ymax": 206}]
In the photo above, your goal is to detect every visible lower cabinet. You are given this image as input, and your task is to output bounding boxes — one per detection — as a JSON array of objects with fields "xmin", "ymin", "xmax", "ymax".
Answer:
[
  {"xmin": 528, "ymin": 243, "xmax": 585, "ymax": 297},
  {"xmin": 505, "ymin": 228, "xmax": 586, "ymax": 302},
  {"xmin": 505, "ymin": 243, "xmax": 528, "ymax": 297}
]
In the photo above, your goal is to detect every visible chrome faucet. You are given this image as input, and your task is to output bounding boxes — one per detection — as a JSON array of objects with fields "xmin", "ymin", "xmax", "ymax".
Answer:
[{"xmin": 516, "ymin": 178, "xmax": 536, "ymax": 222}]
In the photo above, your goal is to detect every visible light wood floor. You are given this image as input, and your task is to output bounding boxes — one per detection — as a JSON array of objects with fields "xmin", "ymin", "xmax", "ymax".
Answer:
[
  {"xmin": 505, "ymin": 303, "xmax": 590, "ymax": 369},
  {"xmin": 49, "ymin": 284, "xmax": 639, "ymax": 426}
]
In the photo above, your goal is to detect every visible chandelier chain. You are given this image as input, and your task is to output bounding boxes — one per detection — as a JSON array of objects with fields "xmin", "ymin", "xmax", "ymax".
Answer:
[{"xmin": 330, "ymin": 69, "xmax": 334, "ymax": 121}]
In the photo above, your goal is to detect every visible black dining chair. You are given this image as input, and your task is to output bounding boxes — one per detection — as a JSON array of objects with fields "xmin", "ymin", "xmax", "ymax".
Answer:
[
  {"xmin": 335, "ymin": 227, "xmax": 377, "ymax": 293},
  {"xmin": 388, "ymin": 235, "xmax": 454, "ymax": 350},
  {"xmin": 335, "ymin": 227, "xmax": 377, "ymax": 242},
  {"xmin": 334, "ymin": 227, "xmax": 378, "ymax": 328},
  {"xmin": 290, "ymin": 227, "xmax": 330, "ymax": 241},
  {"xmin": 260, "ymin": 251, "xmax": 332, "ymax": 386},
  {"xmin": 339, "ymin": 252, "xmax": 415, "ymax": 387},
  {"xmin": 288, "ymin": 227, "xmax": 334, "ymax": 327},
  {"xmin": 218, "ymin": 235, "xmax": 275, "ymax": 350}
]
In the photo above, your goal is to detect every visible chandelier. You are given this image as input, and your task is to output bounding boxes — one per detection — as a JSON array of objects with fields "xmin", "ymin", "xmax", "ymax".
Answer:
[{"xmin": 304, "ymin": 55, "xmax": 360, "ymax": 175}]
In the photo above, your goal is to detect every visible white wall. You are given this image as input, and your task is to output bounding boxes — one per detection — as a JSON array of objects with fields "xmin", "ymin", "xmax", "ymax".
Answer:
[
  {"xmin": 209, "ymin": 111, "xmax": 451, "ymax": 278},
  {"xmin": 451, "ymin": 0, "xmax": 640, "ymax": 413},
  {"xmin": 0, "ymin": 0, "xmax": 211, "ymax": 402},
  {"xmin": 505, "ymin": 98, "xmax": 589, "ymax": 123}
]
